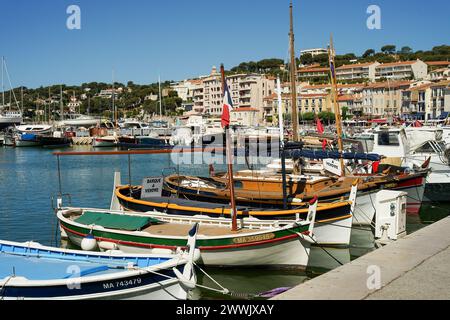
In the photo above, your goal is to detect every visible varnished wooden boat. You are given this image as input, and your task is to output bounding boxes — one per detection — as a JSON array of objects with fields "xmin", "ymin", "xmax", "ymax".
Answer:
[
  {"xmin": 114, "ymin": 183, "xmax": 356, "ymax": 246},
  {"xmin": 163, "ymin": 169, "xmax": 428, "ymax": 219}
]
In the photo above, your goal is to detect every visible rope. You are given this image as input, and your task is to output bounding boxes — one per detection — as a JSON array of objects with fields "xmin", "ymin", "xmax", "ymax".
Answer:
[{"xmin": 0, "ymin": 274, "xmax": 15, "ymax": 300}]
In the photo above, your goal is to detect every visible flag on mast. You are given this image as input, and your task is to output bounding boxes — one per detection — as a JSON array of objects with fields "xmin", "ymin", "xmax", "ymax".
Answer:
[
  {"xmin": 316, "ymin": 117, "xmax": 325, "ymax": 134},
  {"xmin": 221, "ymin": 82, "xmax": 234, "ymax": 128}
]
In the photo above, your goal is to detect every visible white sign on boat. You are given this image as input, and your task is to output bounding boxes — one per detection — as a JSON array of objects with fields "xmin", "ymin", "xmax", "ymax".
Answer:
[
  {"xmin": 323, "ymin": 159, "xmax": 342, "ymax": 176},
  {"xmin": 141, "ymin": 177, "xmax": 164, "ymax": 198}
]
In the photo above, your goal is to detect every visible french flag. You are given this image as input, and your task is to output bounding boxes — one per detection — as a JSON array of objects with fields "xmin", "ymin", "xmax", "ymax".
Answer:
[{"xmin": 221, "ymin": 82, "xmax": 234, "ymax": 128}]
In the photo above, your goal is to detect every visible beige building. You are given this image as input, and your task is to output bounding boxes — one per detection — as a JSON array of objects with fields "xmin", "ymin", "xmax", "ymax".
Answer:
[
  {"xmin": 336, "ymin": 62, "xmax": 380, "ymax": 82},
  {"xmin": 297, "ymin": 65, "xmax": 329, "ymax": 82},
  {"xmin": 430, "ymin": 80, "xmax": 450, "ymax": 119},
  {"xmin": 401, "ymin": 82, "xmax": 432, "ymax": 120},
  {"xmin": 230, "ymin": 107, "xmax": 260, "ymax": 126},
  {"xmin": 192, "ymin": 67, "xmax": 275, "ymax": 121},
  {"xmin": 375, "ymin": 60, "xmax": 428, "ymax": 81},
  {"xmin": 357, "ymin": 81, "xmax": 411, "ymax": 117}
]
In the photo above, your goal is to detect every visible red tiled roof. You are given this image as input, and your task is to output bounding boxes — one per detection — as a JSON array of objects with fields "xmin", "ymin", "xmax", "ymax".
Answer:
[
  {"xmin": 426, "ymin": 61, "xmax": 450, "ymax": 66},
  {"xmin": 337, "ymin": 62, "xmax": 378, "ymax": 70},
  {"xmin": 430, "ymin": 80, "xmax": 450, "ymax": 88},
  {"xmin": 337, "ymin": 94, "xmax": 355, "ymax": 101},
  {"xmin": 298, "ymin": 67, "xmax": 329, "ymax": 73},
  {"xmin": 376, "ymin": 61, "xmax": 419, "ymax": 68},
  {"xmin": 363, "ymin": 80, "xmax": 412, "ymax": 89}
]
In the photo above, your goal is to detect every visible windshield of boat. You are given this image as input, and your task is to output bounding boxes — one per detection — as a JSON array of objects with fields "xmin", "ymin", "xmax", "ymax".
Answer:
[{"xmin": 378, "ymin": 131, "xmax": 400, "ymax": 146}]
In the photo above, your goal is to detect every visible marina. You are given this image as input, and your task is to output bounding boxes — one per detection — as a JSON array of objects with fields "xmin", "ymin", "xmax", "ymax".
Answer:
[{"xmin": 1, "ymin": 0, "xmax": 449, "ymax": 304}]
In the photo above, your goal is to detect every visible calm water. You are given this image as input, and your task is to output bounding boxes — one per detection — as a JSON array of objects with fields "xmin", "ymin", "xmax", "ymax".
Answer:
[{"xmin": 1, "ymin": 145, "xmax": 449, "ymax": 300}]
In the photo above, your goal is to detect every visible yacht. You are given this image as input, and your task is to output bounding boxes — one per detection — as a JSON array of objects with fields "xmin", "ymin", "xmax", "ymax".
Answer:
[
  {"xmin": 0, "ymin": 110, "xmax": 22, "ymax": 130},
  {"xmin": 371, "ymin": 127, "xmax": 450, "ymax": 203}
]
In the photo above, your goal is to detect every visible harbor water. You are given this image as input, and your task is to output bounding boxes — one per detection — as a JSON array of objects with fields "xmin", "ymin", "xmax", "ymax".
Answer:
[{"xmin": 1, "ymin": 146, "xmax": 449, "ymax": 300}]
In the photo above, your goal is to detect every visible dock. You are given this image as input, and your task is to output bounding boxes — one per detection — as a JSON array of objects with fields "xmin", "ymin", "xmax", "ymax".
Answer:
[{"xmin": 273, "ymin": 216, "xmax": 450, "ymax": 300}]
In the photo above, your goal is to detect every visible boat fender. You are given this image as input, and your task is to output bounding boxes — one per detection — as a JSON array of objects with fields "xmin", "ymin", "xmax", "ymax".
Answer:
[
  {"xmin": 192, "ymin": 248, "xmax": 201, "ymax": 263},
  {"xmin": 173, "ymin": 267, "xmax": 196, "ymax": 291},
  {"xmin": 81, "ymin": 234, "xmax": 98, "ymax": 251},
  {"xmin": 98, "ymin": 241, "xmax": 118, "ymax": 251},
  {"xmin": 151, "ymin": 248, "xmax": 174, "ymax": 255}
]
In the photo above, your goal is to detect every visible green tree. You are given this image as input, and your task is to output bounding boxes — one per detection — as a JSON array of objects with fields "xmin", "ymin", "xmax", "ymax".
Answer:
[
  {"xmin": 381, "ymin": 45, "xmax": 396, "ymax": 54},
  {"xmin": 400, "ymin": 46, "xmax": 413, "ymax": 54},
  {"xmin": 362, "ymin": 49, "xmax": 375, "ymax": 58}
]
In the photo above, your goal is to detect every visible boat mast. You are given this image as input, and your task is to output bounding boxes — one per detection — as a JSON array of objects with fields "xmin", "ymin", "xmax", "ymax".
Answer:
[
  {"xmin": 220, "ymin": 64, "xmax": 238, "ymax": 232},
  {"xmin": 277, "ymin": 76, "xmax": 288, "ymax": 209},
  {"xmin": 289, "ymin": 1, "xmax": 299, "ymax": 142},
  {"xmin": 159, "ymin": 75, "xmax": 162, "ymax": 120},
  {"xmin": 328, "ymin": 34, "xmax": 345, "ymax": 176},
  {"xmin": 112, "ymin": 69, "xmax": 117, "ymax": 128},
  {"xmin": 1, "ymin": 56, "xmax": 4, "ymax": 109},
  {"xmin": 60, "ymin": 85, "xmax": 64, "ymax": 122}
]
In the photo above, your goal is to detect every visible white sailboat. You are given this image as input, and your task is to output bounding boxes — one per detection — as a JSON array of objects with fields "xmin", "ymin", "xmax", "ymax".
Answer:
[{"xmin": 0, "ymin": 56, "xmax": 23, "ymax": 130}]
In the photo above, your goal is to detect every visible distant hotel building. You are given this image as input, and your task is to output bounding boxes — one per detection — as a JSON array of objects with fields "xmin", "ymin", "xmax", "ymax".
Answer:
[
  {"xmin": 172, "ymin": 66, "xmax": 275, "ymax": 121},
  {"xmin": 375, "ymin": 60, "xmax": 428, "ymax": 81},
  {"xmin": 336, "ymin": 62, "xmax": 380, "ymax": 82},
  {"xmin": 300, "ymin": 48, "xmax": 328, "ymax": 57},
  {"xmin": 297, "ymin": 64, "xmax": 329, "ymax": 82}
]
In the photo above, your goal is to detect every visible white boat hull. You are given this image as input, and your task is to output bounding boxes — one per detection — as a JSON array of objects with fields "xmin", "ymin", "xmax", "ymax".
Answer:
[
  {"xmin": 314, "ymin": 215, "xmax": 352, "ymax": 246},
  {"xmin": 65, "ymin": 232, "xmax": 311, "ymax": 268},
  {"xmin": 92, "ymin": 137, "xmax": 117, "ymax": 148}
]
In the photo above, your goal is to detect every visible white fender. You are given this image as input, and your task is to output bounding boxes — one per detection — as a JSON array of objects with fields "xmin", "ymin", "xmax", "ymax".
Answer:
[{"xmin": 81, "ymin": 234, "xmax": 98, "ymax": 251}]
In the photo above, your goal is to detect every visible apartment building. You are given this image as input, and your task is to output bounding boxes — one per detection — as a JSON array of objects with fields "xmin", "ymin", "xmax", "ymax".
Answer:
[
  {"xmin": 185, "ymin": 67, "xmax": 275, "ymax": 120},
  {"xmin": 430, "ymin": 80, "xmax": 450, "ymax": 119},
  {"xmin": 357, "ymin": 81, "xmax": 411, "ymax": 117},
  {"xmin": 300, "ymin": 48, "xmax": 328, "ymax": 57},
  {"xmin": 191, "ymin": 79, "xmax": 205, "ymax": 114},
  {"xmin": 426, "ymin": 61, "xmax": 450, "ymax": 71},
  {"xmin": 297, "ymin": 65, "xmax": 329, "ymax": 82},
  {"xmin": 375, "ymin": 60, "xmax": 428, "ymax": 81},
  {"xmin": 230, "ymin": 107, "xmax": 260, "ymax": 126},
  {"xmin": 401, "ymin": 82, "xmax": 433, "ymax": 120},
  {"xmin": 298, "ymin": 93, "xmax": 333, "ymax": 114},
  {"xmin": 336, "ymin": 62, "xmax": 380, "ymax": 82}
]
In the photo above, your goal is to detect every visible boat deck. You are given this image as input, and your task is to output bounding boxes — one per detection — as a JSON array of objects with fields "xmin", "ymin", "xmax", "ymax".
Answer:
[{"xmin": 143, "ymin": 223, "xmax": 256, "ymax": 237}]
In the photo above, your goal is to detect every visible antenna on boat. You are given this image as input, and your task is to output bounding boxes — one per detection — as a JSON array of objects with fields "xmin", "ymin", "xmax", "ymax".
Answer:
[
  {"xmin": 328, "ymin": 34, "xmax": 346, "ymax": 177},
  {"xmin": 220, "ymin": 64, "xmax": 238, "ymax": 232}
]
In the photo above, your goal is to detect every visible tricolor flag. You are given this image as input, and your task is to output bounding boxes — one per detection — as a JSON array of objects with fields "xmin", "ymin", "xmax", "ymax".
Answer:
[{"xmin": 221, "ymin": 82, "xmax": 234, "ymax": 128}]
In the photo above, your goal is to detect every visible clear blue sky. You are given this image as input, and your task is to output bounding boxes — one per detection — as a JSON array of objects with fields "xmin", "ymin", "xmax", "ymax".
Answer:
[{"xmin": 1, "ymin": 0, "xmax": 449, "ymax": 89}]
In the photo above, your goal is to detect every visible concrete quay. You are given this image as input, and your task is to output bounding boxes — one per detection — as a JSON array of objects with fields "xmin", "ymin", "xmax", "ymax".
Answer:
[{"xmin": 273, "ymin": 216, "xmax": 450, "ymax": 300}]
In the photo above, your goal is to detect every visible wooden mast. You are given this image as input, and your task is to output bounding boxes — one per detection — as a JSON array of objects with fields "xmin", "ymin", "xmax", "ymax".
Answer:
[
  {"xmin": 220, "ymin": 64, "xmax": 238, "ymax": 232},
  {"xmin": 328, "ymin": 34, "xmax": 346, "ymax": 176},
  {"xmin": 289, "ymin": 1, "xmax": 299, "ymax": 142}
]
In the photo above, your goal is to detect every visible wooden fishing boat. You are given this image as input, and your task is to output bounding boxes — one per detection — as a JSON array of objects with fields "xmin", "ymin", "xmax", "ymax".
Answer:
[
  {"xmin": 0, "ymin": 235, "xmax": 198, "ymax": 300},
  {"xmin": 57, "ymin": 202, "xmax": 318, "ymax": 268},
  {"xmin": 113, "ymin": 181, "xmax": 356, "ymax": 246},
  {"xmin": 162, "ymin": 168, "xmax": 428, "ymax": 223}
]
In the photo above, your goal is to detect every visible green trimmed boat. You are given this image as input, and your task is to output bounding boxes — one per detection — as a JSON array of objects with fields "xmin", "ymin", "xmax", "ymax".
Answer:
[{"xmin": 57, "ymin": 203, "xmax": 319, "ymax": 268}]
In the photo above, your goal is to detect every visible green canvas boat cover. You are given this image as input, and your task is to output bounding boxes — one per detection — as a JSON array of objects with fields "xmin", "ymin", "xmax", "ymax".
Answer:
[{"xmin": 75, "ymin": 211, "xmax": 162, "ymax": 231}]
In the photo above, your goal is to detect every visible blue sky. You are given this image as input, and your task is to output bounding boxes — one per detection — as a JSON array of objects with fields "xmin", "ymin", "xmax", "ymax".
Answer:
[{"xmin": 0, "ymin": 0, "xmax": 449, "ymax": 88}]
